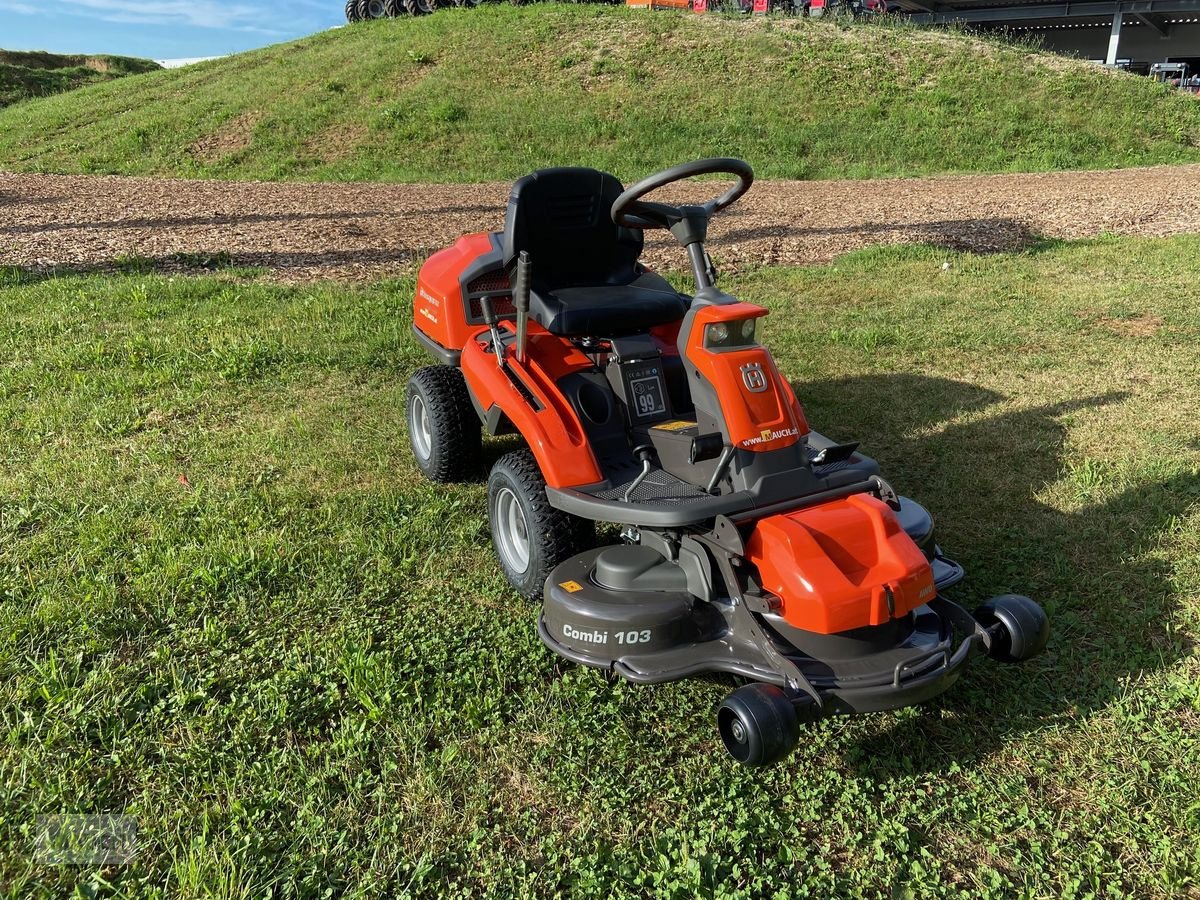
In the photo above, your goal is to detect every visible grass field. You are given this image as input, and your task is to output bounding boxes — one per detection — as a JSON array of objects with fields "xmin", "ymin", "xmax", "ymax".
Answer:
[
  {"xmin": 0, "ymin": 50, "xmax": 159, "ymax": 110},
  {"xmin": 1, "ymin": 6, "xmax": 1199, "ymax": 182},
  {"xmin": 1, "ymin": 234, "xmax": 1197, "ymax": 896}
]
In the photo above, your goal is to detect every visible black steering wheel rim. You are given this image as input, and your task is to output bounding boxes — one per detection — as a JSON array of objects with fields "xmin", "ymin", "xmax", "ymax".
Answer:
[{"xmin": 611, "ymin": 157, "xmax": 754, "ymax": 230}]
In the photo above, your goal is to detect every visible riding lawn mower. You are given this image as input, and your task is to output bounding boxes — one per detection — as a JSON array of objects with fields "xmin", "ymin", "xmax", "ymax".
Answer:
[{"xmin": 406, "ymin": 158, "xmax": 1048, "ymax": 765}]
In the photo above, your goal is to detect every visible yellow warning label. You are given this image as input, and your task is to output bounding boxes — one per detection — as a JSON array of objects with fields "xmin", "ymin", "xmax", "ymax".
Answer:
[
  {"xmin": 653, "ymin": 420, "xmax": 697, "ymax": 432},
  {"xmin": 559, "ymin": 580, "xmax": 584, "ymax": 593}
]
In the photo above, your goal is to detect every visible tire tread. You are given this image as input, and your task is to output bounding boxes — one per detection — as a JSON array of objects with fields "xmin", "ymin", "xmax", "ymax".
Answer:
[
  {"xmin": 489, "ymin": 448, "xmax": 594, "ymax": 600},
  {"xmin": 407, "ymin": 366, "xmax": 482, "ymax": 483}
]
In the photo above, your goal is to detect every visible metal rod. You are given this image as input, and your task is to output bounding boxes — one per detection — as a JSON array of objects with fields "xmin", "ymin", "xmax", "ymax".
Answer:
[
  {"xmin": 513, "ymin": 250, "xmax": 531, "ymax": 365},
  {"xmin": 479, "ymin": 296, "xmax": 506, "ymax": 368},
  {"xmin": 705, "ymin": 445, "xmax": 736, "ymax": 494}
]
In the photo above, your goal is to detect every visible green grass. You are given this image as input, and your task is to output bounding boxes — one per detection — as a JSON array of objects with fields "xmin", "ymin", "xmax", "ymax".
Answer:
[
  {"xmin": 1, "ymin": 7, "xmax": 1199, "ymax": 181},
  {"xmin": 0, "ymin": 49, "xmax": 159, "ymax": 109},
  {"xmin": 1, "ymin": 234, "xmax": 1198, "ymax": 896}
]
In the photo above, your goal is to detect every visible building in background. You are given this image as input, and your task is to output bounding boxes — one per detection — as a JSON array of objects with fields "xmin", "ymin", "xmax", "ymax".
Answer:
[{"xmin": 898, "ymin": 0, "xmax": 1200, "ymax": 72}]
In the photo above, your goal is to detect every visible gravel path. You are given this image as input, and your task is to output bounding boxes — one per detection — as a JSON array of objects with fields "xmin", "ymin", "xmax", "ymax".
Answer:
[{"xmin": 3, "ymin": 165, "xmax": 1199, "ymax": 282}]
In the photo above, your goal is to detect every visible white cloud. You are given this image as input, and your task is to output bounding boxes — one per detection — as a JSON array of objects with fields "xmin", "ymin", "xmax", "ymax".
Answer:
[
  {"xmin": 69, "ymin": 0, "xmax": 262, "ymax": 28},
  {"xmin": 1, "ymin": 0, "xmax": 310, "ymax": 33}
]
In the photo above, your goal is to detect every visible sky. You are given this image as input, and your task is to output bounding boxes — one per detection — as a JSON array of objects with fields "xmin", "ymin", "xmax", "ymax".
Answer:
[{"xmin": 0, "ymin": 0, "xmax": 343, "ymax": 60}]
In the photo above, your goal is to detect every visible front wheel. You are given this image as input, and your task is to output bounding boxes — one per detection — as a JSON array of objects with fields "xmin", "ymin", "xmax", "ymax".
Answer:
[
  {"xmin": 717, "ymin": 683, "xmax": 802, "ymax": 767},
  {"xmin": 975, "ymin": 594, "xmax": 1049, "ymax": 663},
  {"xmin": 403, "ymin": 0, "xmax": 437, "ymax": 14},
  {"xmin": 345, "ymin": 0, "xmax": 362, "ymax": 19},
  {"xmin": 487, "ymin": 450, "xmax": 594, "ymax": 600}
]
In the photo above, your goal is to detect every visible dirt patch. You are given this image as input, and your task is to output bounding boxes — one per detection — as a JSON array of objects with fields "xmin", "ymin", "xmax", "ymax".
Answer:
[
  {"xmin": 1, "ymin": 164, "xmax": 1199, "ymax": 283},
  {"xmin": 190, "ymin": 112, "xmax": 260, "ymax": 163},
  {"xmin": 304, "ymin": 122, "xmax": 368, "ymax": 163},
  {"xmin": 1097, "ymin": 314, "xmax": 1165, "ymax": 337}
]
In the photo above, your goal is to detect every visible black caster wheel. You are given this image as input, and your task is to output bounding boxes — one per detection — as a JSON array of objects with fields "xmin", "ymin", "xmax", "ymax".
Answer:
[
  {"xmin": 716, "ymin": 683, "xmax": 801, "ymax": 767},
  {"xmin": 975, "ymin": 594, "xmax": 1049, "ymax": 663}
]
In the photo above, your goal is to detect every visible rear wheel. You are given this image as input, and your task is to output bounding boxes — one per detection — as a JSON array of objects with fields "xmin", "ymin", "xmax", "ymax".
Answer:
[
  {"xmin": 403, "ymin": 0, "xmax": 437, "ymax": 14},
  {"xmin": 345, "ymin": 0, "xmax": 362, "ymax": 19},
  {"xmin": 385, "ymin": 0, "xmax": 409, "ymax": 13},
  {"xmin": 975, "ymin": 595, "xmax": 1049, "ymax": 663},
  {"xmin": 358, "ymin": 0, "xmax": 388, "ymax": 16},
  {"xmin": 487, "ymin": 449, "xmax": 594, "ymax": 601},
  {"xmin": 406, "ymin": 366, "xmax": 481, "ymax": 482},
  {"xmin": 717, "ymin": 683, "xmax": 802, "ymax": 767}
]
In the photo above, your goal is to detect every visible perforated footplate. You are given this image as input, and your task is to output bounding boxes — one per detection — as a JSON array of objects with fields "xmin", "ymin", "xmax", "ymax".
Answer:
[{"xmin": 592, "ymin": 468, "xmax": 711, "ymax": 505}]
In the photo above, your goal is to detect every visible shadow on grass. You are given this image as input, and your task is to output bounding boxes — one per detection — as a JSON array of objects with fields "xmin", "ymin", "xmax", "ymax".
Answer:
[
  {"xmin": 794, "ymin": 373, "xmax": 1197, "ymax": 776},
  {"xmin": 0, "ymin": 204, "xmax": 497, "ymax": 234},
  {"xmin": 0, "ymin": 245, "xmax": 421, "ymax": 280},
  {"xmin": 721, "ymin": 217, "xmax": 1045, "ymax": 255}
]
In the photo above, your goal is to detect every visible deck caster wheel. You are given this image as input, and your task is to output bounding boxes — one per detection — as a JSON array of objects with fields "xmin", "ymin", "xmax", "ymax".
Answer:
[
  {"xmin": 487, "ymin": 449, "xmax": 594, "ymax": 601},
  {"xmin": 716, "ymin": 683, "xmax": 801, "ymax": 767},
  {"xmin": 406, "ymin": 366, "xmax": 481, "ymax": 482},
  {"xmin": 975, "ymin": 594, "xmax": 1049, "ymax": 663}
]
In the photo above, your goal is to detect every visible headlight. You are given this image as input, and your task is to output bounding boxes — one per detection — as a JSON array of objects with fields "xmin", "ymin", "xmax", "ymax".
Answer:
[{"xmin": 705, "ymin": 318, "xmax": 757, "ymax": 349}]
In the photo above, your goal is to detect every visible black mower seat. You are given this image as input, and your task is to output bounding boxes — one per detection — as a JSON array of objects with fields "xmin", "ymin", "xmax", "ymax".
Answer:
[
  {"xmin": 502, "ymin": 166, "xmax": 689, "ymax": 336},
  {"xmin": 530, "ymin": 273, "xmax": 687, "ymax": 337}
]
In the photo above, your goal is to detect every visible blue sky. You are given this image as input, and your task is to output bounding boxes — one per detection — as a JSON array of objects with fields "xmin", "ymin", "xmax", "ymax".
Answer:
[{"xmin": 0, "ymin": 0, "xmax": 343, "ymax": 60}]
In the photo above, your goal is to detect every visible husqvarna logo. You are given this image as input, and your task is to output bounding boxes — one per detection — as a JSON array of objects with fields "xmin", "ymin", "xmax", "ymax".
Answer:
[{"xmin": 741, "ymin": 363, "xmax": 768, "ymax": 393}]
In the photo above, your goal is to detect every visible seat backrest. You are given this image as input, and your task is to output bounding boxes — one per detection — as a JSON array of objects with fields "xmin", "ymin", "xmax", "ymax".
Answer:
[{"xmin": 502, "ymin": 167, "xmax": 644, "ymax": 289}]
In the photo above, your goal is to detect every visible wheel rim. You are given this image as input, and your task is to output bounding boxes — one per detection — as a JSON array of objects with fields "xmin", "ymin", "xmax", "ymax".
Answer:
[
  {"xmin": 717, "ymin": 708, "xmax": 752, "ymax": 762},
  {"xmin": 493, "ymin": 486, "xmax": 531, "ymax": 574},
  {"xmin": 369, "ymin": 0, "xmax": 386, "ymax": 14},
  {"xmin": 409, "ymin": 394, "xmax": 432, "ymax": 461}
]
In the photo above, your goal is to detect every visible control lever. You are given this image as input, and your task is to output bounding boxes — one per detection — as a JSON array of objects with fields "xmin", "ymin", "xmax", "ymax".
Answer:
[
  {"xmin": 478, "ymin": 295, "xmax": 506, "ymax": 368},
  {"xmin": 703, "ymin": 249, "xmax": 718, "ymax": 286},
  {"xmin": 623, "ymin": 445, "xmax": 656, "ymax": 503},
  {"xmin": 705, "ymin": 444, "xmax": 736, "ymax": 495},
  {"xmin": 513, "ymin": 250, "xmax": 531, "ymax": 365}
]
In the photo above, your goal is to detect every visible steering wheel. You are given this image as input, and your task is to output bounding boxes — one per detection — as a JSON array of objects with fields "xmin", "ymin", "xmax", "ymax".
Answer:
[{"xmin": 611, "ymin": 158, "xmax": 754, "ymax": 231}]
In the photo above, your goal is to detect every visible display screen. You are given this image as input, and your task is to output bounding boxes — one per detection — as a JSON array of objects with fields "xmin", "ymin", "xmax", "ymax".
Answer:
[{"xmin": 629, "ymin": 374, "xmax": 667, "ymax": 420}]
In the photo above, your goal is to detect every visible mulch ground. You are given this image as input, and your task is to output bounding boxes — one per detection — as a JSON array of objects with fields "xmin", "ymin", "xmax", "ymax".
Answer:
[{"xmin": 2, "ymin": 165, "xmax": 1199, "ymax": 282}]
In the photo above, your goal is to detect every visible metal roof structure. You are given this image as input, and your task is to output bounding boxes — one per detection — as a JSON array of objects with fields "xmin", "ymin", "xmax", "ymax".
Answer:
[
  {"xmin": 896, "ymin": 0, "xmax": 1200, "ymax": 65},
  {"xmin": 901, "ymin": 0, "xmax": 1200, "ymax": 24}
]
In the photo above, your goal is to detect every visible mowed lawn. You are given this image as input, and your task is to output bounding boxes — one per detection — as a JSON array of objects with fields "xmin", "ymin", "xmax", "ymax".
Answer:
[{"xmin": 1, "ymin": 236, "xmax": 1197, "ymax": 897}]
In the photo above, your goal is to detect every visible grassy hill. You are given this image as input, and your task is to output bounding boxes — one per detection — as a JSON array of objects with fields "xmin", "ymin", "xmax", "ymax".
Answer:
[
  {"xmin": 0, "ymin": 49, "xmax": 159, "ymax": 109},
  {"xmin": 0, "ymin": 7, "xmax": 1198, "ymax": 182}
]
